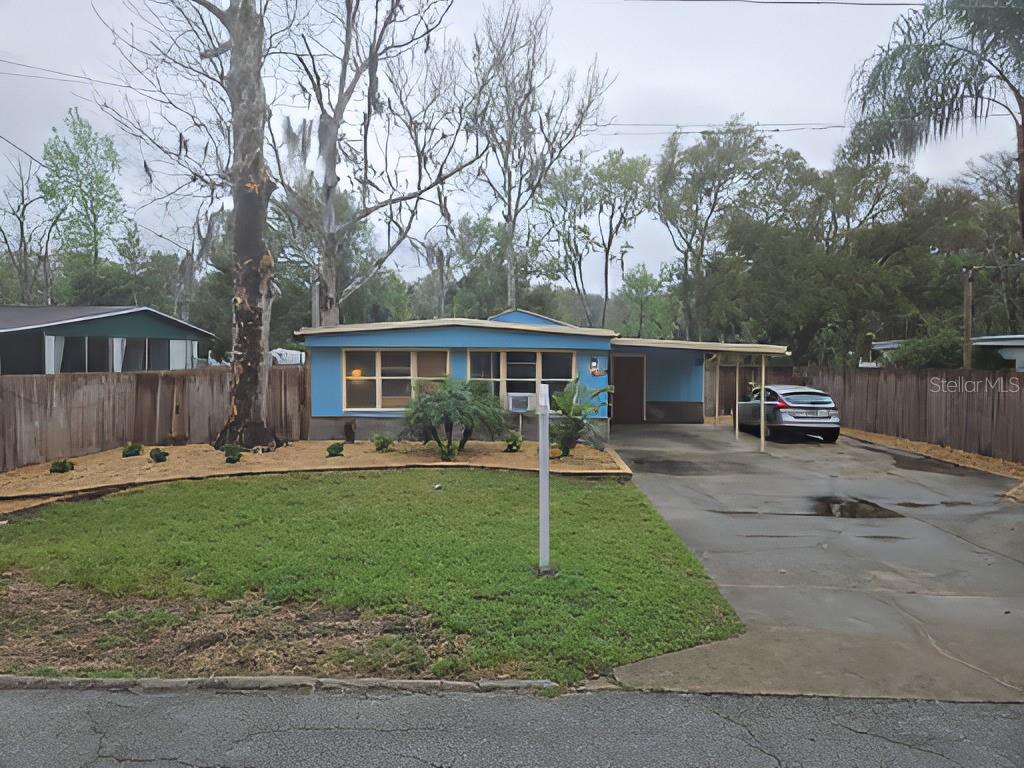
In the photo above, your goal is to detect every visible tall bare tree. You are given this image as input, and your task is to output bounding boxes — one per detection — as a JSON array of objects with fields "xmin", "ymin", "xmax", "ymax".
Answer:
[
  {"xmin": 101, "ymin": 0, "xmax": 296, "ymax": 448},
  {"xmin": 274, "ymin": 0, "xmax": 488, "ymax": 326},
  {"xmin": 473, "ymin": 0, "xmax": 609, "ymax": 309},
  {"xmin": 0, "ymin": 158, "xmax": 61, "ymax": 304}
]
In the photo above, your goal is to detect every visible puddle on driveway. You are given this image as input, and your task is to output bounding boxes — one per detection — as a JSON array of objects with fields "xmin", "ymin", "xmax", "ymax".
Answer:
[
  {"xmin": 619, "ymin": 453, "xmax": 766, "ymax": 476},
  {"xmin": 814, "ymin": 496, "xmax": 902, "ymax": 519}
]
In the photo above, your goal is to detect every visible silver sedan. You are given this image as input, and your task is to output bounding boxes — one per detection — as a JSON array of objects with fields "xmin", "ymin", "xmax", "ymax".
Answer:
[{"xmin": 736, "ymin": 384, "xmax": 840, "ymax": 443}]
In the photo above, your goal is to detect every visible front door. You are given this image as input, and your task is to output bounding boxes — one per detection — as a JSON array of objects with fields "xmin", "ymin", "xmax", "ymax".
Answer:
[{"xmin": 611, "ymin": 355, "xmax": 645, "ymax": 424}]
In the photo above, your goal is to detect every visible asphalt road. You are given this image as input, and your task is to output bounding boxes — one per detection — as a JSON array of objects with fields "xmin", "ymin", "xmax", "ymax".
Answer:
[
  {"xmin": 611, "ymin": 424, "xmax": 1024, "ymax": 701},
  {"xmin": 1, "ymin": 688, "xmax": 1021, "ymax": 768}
]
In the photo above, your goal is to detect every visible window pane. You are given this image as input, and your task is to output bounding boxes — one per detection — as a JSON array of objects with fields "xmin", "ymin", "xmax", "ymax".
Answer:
[
  {"xmin": 346, "ymin": 351, "xmax": 376, "ymax": 378},
  {"xmin": 417, "ymin": 351, "xmax": 448, "ymax": 378},
  {"xmin": 346, "ymin": 379, "xmax": 376, "ymax": 408},
  {"xmin": 506, "ymin": 363, "xmax": 536, "ymax": 380},
  {"xmin": 507, "ymin": 379, "xmax": 536, "ymax": 394},
  {"xmin": 470, "ymin": 351, "xmax": 498, "ymax": 379},
  {"xmin": 506, "ymin": 351, "xmax": 536, "ymax": 381},
  {"xmin": 381, "ymin": 379, "xmax": 412, "ymax": 408},
  {"xmin": 541, "ymin": 352, "xmax": 572, "ymax": 380},
  {"xmin": 381, "ymin": 351, "xmax": 410, "ymax": 377},
  {"xmin": 543, "ymin": 380, "xmax": 569, "ymax": 396}
]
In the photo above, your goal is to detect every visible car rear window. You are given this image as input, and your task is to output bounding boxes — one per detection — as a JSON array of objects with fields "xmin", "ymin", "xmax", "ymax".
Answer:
[{"xmin": 783, "ymin": 392, "xmax": 834, "ymax": 406}]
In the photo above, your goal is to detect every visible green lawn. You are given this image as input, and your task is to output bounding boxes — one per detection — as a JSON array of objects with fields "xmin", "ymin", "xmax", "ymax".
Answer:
[{"xmin": 0, "ymin": 468, "xmax": 741, "ymax": 683}]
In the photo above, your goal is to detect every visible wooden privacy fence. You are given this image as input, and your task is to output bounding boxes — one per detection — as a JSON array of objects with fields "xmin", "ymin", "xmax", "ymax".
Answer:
[
  {"xmin": 801, "ymin": 367, "xmax": 1024, "ymax": 464},
  {"xmin": 703, "ymin": 365, "xmax": 799, "ymax": 418},
  {"xmin": 0, "ymin": 366, "xmax": 307, "ymax": 472}
]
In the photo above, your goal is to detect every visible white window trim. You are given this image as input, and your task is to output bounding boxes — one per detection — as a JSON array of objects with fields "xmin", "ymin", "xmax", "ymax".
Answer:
[
  {"xmin": 342, "ymin": 349, "xmax": 450, "ymax": 411},
  {"xmin": 466, "ymin": 350, "xmax": 576, "ymax": 402}
]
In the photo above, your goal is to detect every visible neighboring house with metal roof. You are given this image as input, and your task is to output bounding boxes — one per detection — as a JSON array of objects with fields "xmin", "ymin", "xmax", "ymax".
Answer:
[
  {"xmin": 871, "ymin": 336, "xmax": 1024, "ymax": 371},
  {"xmin": 295, "ymin": 309, "xmax": 788, "ymax": 440},
  {"xmin": 0, "ymin": 305, "xmax": 215, "ymax": 375}
]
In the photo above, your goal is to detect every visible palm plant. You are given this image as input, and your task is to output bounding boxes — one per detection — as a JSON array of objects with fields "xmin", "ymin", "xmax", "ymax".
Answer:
[
  {"xmin": 549, "ymin": 378, "xmax": 612, "ymax": 458},
  {"xmin": 402, "ymin": 378, "xmax": 506, "ymax": 461},
  {"xmin": 850, "ymin": 0, "xmax": 1024, "ymax": 238}
]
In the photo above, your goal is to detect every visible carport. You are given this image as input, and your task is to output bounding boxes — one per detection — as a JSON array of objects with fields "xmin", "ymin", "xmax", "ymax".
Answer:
[{"xmin": 610, "ymin": 339, "xmax": 790, "ymax": 452}]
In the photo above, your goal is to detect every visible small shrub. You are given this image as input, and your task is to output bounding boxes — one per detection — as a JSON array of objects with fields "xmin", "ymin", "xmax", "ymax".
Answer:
[
  {"xmin": 121, "ymin": 442, "xmax": 143, "ymax": 458},
  {"xmin": 401, "ymin": 378, "xmax": 505, "ymax": 461},
  {"xmin": 549, "ymin": 379, "xmax": 612, "ymax": 458},
  {"xmin": 503, "ymin": 431, "xmax": 523, "ymax": 453},
  {"xmin": 149, "ymin": 448, "xmax": 169, "ymax": 463},
  {"xmin": 326, "ymin": 442, "xmax": 344, "ymax": 458},
  {"xmin": 49, "ymin": 458, "xmax": 74, "ymax": 474},
  {"xmin": 222, "ymin": 444, "xmax": 243, "ymax": 464},
  {"xmin": 371, "ymin": 434, "xmax": 395, "ymax": 453}
]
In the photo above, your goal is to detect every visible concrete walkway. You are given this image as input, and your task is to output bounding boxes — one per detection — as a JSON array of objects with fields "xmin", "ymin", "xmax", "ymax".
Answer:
[{"xmin": 611, "ymin": 424, "xmax": 1024, "ymax": 701}]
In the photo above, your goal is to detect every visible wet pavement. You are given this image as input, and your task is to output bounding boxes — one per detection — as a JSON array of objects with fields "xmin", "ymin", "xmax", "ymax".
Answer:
[{"xmin": 612, "ymin": 424, "xmax": 1024, "ymax": 701}]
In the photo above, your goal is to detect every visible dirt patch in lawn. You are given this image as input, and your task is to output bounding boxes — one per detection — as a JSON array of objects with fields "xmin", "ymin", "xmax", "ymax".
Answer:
[
  {"xmin": 0, "ymin": 572, "xmax": 465, "ymax": 679},
  {"xmin": 0, "ymin": 440, "xmax": 629, "ymax": 512}
]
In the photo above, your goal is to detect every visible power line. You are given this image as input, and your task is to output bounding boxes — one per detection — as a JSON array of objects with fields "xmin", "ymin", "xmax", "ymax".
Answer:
[
  {"xmin": 0, "ymin": 56, "xmax": 130, "ymax": 90},
  {"xmin": 0, "ymin": 132, "xmax": 47, "ymax": 167},
  {"xmin": 627, "ymin": 0, "xmax": 1019, "ymax": 7}
]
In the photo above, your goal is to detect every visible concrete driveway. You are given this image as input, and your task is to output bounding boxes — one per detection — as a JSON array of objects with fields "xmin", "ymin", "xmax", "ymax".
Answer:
[{"xmin": 611, "ymin": 424, "xmax": 1024, "ymax": 702}]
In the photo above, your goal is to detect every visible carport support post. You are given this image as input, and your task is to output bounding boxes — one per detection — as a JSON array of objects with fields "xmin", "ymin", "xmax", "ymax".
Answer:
[
  {"xmin": 537, "ymin": 384, "xmax": 551, "ymax": 574},
  {"xmin": 759, "ymin": 354, "xmax": 766, "ymax": 453},
  {"xmin": 714, "ymin": 355, "xmax": 720, "ymax": 425},
  {"xmin": 734, "ymin": 361, "xmax": 740, "ymax": 440}
]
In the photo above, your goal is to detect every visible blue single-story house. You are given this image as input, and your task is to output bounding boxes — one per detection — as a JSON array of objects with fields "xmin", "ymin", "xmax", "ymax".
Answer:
[{"xmin": 296, "ymin": 309, "xmax": 788, "ymax": 440}]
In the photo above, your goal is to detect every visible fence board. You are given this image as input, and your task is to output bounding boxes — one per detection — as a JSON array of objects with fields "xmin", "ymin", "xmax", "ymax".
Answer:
[
  {"xmin": 800, "ymin": 366, "xmax": 1024, "ymax": 464},
  {"xmin": 0, "ymin": 366, "xmax": 306, "ymax": 472}
]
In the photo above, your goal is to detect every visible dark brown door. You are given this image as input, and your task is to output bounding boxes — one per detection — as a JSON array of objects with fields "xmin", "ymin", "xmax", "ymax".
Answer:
[{"xmin": 611, "ymin": 355, "xmax": 645, "ymax": 424}]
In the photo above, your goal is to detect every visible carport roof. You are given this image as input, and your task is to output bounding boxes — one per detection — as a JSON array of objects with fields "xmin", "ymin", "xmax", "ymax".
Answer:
[{"xmin": 612, "ymin": 338, "xmax": 790, "ymax": 356}]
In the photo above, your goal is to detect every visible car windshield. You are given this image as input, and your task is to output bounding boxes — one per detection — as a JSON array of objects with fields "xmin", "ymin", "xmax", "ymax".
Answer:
[{"xmin": 782, "ymin": 391, "xmax": 834, "ymax": 407}]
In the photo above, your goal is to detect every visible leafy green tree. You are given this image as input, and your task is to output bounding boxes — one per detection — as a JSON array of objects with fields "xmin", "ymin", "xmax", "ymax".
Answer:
[
  {"xmin": 651, "ymin": 119, "xmax": 777, "ymax": 339},
  {"xmin": 538, "ymin": 150, "xmax": 649, "ymax": 327},
  {"xmin": 851, "ymin": 0, "xmax": 1024, "ymax": 241},
  {"xmin": 39, "ymin": 108, "xmax": 123, "ymax": 265},
  {"xmin": 616, "ymin": 264, "xmax": 672, "ymax": 338}
]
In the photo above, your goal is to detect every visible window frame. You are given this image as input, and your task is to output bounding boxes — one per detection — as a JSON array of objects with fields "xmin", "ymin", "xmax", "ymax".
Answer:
[
  {"xmin": 466, "ymin": 350, "xmax": 576, "ymax": 403},
  {"xmin": 342, "ymin": 349, "xmax": 450, "ymax": 411}
]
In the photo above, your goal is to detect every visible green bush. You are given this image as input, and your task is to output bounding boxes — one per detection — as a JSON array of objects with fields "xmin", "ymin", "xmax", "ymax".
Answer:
[
  {"xmin": 326, "ymin": 442, "xmax": 344, "ymax": 458},
  {"xmin": 503, "ymin": 431, "xmax": 523, "ymax": 453},
  {"xmin": 371, "ymin": 434, "xmax": 395, "ymax": 453},
  {"xmin": 149, "ymin": 448, "xmax": 169, "ymax": 464},
  {"xmin": 887, "ymin": 328, "xmax": 961, "ymax": 368},
  {"xmin": 221, "ymin": 444, "xmax": 243, "ymax": 464},
  {"xmin": 402, "ymin": 378, "xmax": 505, "ymax": 461},
  {"xmin": 121, "ymin": 443, "xmax": 143, "ymax": 458},
  {"xmin": 49, "ymin": 458, "xmax": 74, "ymax": 474},
  {"xmin": 550, "ymin": 379, "xmax": 612, "ymax": 458}
]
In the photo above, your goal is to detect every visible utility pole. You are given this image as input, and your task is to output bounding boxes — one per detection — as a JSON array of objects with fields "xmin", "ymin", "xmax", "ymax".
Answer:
[{"xmin": 963, "ymin": 267, "xmax": 974, "ymax": 370}]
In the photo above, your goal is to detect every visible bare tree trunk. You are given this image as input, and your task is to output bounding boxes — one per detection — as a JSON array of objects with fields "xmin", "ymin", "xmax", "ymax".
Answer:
[
  {"xmin": 215, "ymin": 0, "xmax": 279, "ymax": 449},
  {"xmin": 1016, "ymin": 116, "xmax": 1024, "ymax": 246},
  {"xmin": 505, "ymin": 217, "xmax": 516, "ymax": 308}
]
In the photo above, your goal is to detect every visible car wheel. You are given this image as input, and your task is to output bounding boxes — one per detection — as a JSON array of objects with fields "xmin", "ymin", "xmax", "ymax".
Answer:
[{"xmin": 821, "ymin": 429, "xmax": 840, "ymax": 444}]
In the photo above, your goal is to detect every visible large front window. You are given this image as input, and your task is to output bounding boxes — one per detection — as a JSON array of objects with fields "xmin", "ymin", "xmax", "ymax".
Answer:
[
  {"xmin": 344, "ymin": 350, "xmax": 448, "ymax": 410},
  {"xmin": 468, "ymin": 351, "xmax": 575, "ymax": 400}
]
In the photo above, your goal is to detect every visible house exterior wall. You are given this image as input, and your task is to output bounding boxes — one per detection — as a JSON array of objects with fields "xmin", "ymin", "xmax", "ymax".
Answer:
[
  {"xmin": 305, "ymin": 325, "xmax": 612, "ymax": 438},
  {"xmin": 631, "ymin": 345, "xmax": 705, "ymax": 424}
]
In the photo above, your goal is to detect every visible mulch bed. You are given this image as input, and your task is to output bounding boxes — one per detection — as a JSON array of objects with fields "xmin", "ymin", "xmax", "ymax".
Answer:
[
  {"xmin": 0, "ymin": 440, "xmax": 631, "ymax": 514},
  {"xmin": 0, "ymin": 572, "xmax": 461, "ymax": 679}
]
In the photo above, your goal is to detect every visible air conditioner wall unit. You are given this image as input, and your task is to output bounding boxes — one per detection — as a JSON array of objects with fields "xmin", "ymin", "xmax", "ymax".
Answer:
[{"xmin": 507, "ymin": 393, "xmax": 536, "ymax": 413}]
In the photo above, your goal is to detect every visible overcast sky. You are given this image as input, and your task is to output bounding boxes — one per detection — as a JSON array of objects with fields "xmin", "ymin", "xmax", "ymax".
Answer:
[{"xmin": 0, "ymin": 0, "xmax": 1014, "ymax": 291}]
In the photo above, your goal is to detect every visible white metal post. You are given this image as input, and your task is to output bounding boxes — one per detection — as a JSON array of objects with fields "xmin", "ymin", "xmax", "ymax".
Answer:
[
  {"xmin": 714, "ymin": 354, "xmax": 720, "ymax": 425},
  {"xmin": 537, "ymin": 383, "xmax": 550, "ymax": 573},
  {"xmin": 759, "ymin": 353, "xmax": 766, "ymax": 453},
  {"xmin": 734, "ymin": 361, "xmax": 740, "ymax": 440}
]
